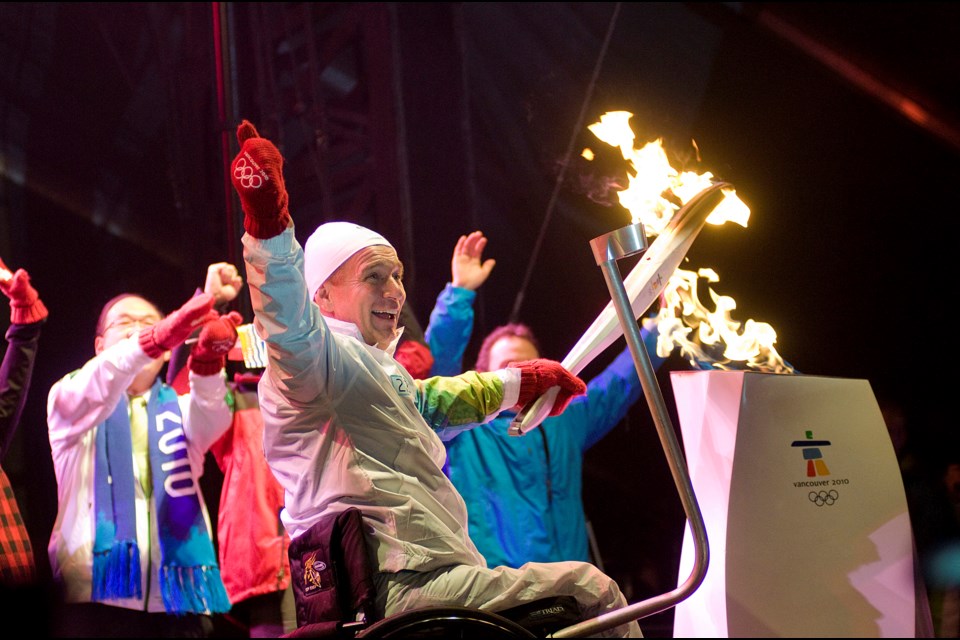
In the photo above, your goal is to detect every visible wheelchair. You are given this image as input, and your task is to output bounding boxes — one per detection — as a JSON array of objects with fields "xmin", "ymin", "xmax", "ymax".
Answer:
[
  {"xmin": 292, "ymin": 605, "xmax": 543, "ymax": 639},
  {"xmin": 282, "ymin": 507, "xmax": 594, "ymax": 639},
  {"xmin": 357, "ymin": 605, "xmax": 544, "ymax": 639}
]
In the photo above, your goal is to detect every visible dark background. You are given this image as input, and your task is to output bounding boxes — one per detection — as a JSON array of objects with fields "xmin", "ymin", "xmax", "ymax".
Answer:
[{"xmin": 2, "ymin": 3, "xmax": 958, "ymax": 635}]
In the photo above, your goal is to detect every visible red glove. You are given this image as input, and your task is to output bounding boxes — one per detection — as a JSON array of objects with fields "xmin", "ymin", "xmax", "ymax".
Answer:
[
  {"xmin": 188, "ymin": 311, "xmax": 243, "ymax": 375},
  {"xmin": 394, "ymin": 340, "xmax": 435, "ymax": 380},
  {"xmin": 510, "ymin": 359, "xmax": 587, "ymax": 417},
  {"xmin": 139, "ymin": 293, "xmax": 218, "ymax": 358},
  {"xmin": 0, "ymin": 259, "xmax": 48, "ymax": 324},
  {"xmin": 231, "ymin": 120, "xmax": 291, "ymax": 239}
]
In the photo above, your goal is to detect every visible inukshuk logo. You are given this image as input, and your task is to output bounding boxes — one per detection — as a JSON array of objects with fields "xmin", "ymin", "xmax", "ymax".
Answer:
[{"xmin": 791, "ymin": 430, "xmax": 831, "ymax": 477}]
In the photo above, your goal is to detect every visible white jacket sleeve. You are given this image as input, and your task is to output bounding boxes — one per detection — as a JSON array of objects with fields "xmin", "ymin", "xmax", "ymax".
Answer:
[
  {"xmin": 47, "ymin": 336, "xmax": 154, "ymax": 454},
  {"xmin": 180, "ymin": 369, "xmax": 232, "ymax": 455},
  {"xmin": 242, "ymin": 226, "xmax": 332, "ymax": 404}
]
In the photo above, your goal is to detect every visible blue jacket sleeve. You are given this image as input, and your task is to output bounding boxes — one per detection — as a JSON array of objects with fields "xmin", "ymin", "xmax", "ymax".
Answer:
[
  {"xmin": 424, "ymin": 284, "xmax": 476, "ymax": 376},
  {"xmin": 564, "ymin": 322, "xmax": 665, "ymax": 452}
]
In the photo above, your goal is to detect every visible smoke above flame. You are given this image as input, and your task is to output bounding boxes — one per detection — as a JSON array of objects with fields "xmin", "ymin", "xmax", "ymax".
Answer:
[{"xmin": 584, "ymin": 111, "xmax": 794, "ymax": 373}]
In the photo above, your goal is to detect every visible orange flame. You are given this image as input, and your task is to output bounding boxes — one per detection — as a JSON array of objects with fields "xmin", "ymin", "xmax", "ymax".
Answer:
[{"xmin": 586, "ymin": 111, "xmax": 793, "ymax": 373}]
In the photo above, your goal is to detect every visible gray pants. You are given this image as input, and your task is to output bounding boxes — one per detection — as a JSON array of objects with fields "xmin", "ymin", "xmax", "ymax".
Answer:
[{"xmin": 374, "ymin": 560, "xmax": 643, "ymax": 638}]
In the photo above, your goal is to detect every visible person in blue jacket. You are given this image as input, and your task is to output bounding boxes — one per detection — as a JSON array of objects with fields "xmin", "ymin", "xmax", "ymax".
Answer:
[{"xmin": 424, "ymin": 231, "xmax": 666, "ymax": 569}]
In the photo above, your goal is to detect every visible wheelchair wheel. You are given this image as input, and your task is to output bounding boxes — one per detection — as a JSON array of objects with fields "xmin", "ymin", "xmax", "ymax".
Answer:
[{"xmin": 355, "ymin": 606, "xmax": 537, "ymax": 639}]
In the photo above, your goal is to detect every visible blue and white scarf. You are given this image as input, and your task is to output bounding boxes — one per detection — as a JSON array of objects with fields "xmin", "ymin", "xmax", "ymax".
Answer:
[{"xmin": 93, "ymin": 379, "xmax": 230, "ymax": 614}]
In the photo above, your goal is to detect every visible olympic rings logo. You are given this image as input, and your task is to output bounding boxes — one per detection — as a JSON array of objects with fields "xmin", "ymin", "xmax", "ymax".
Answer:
[
  {"xmin": 234, "ymin": 157, "xmax": 264, "ymax": 189},
  {"xmin": 808, "ymin": 490, "xmax": 839, "ymax": 507}
]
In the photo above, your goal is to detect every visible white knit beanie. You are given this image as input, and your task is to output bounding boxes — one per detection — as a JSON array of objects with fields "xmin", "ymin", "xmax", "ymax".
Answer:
[{"xmin": 304, "ymin": 222, "xmax": 393, "ymax": 300}]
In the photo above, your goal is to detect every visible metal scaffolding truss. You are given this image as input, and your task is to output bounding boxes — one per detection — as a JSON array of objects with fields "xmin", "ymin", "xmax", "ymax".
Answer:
[{"xmin": 225, "ymin": 2, "xmax": 411, "ymax": 260}]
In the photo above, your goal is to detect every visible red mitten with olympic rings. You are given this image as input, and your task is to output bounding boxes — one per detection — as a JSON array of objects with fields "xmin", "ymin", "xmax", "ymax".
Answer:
[{"xmin": 231, "ymin": 120, "xmax": 291, "ymax": 239}]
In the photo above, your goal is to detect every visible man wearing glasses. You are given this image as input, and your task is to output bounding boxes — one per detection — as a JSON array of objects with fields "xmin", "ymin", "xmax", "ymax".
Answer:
[{"xmin": 45, "ymin": 269, "xmax": 243, "ymax": 638}]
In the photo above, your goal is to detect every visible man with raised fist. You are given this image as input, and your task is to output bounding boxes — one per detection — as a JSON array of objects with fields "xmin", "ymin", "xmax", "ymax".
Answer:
[
  {"xmin": 46, "ymin": 282, "xmax": 240, "ymax": 637},
  {"xmin": 232, "ymin": 120, "xmax": 640, "ymax": 638}
]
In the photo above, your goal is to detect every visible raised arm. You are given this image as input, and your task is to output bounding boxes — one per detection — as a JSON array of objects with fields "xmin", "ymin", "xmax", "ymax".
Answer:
[
  {"xmin": 231, "ymin": 120, "xmax": 329, "ymax": 405},
  {"xmin": 425, "ymin": 231, "xmax": 496, "ymax": 376},
  {"xmin": 0, "ymin": 260, "xmax": 47, "ymax": 457},
  {"xmin": 561, "ymin": 314, "xmax": 670, "ymax": 451},
  {"xmin": 49, "ymin": 294, "xmax": 218, "ymax": 450},
  {"xmin": 181, "ymin": 310, "xmax": 241, "ymax": 454},
  {"xmin": 168, "ymin": 262, "xmax": 245, "ymax": 389}
]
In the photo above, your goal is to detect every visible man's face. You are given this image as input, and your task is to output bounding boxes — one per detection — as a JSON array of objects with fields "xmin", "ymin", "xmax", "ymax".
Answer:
[
  {"xmin": 487, "ymin": 335, "xmax": 540, "ymax": 371},
  {"xmin": 316, "ymin": 245, "xmax": 406, "ymax": 350},
  {"xmin": 95, "ymin": 296, "xmax": 166, "ymax": 391},
  {"xmin": 96, "ymin": 296, "xmax": 163, "ymax": 352}
]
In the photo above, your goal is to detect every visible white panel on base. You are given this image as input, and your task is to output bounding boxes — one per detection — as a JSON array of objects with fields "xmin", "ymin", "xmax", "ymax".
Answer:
[{"xmin": 671, "ymin": 371, "xmax": 918, "ymax": 638}]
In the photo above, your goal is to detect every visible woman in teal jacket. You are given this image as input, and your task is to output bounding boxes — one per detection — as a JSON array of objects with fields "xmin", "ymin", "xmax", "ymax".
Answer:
[{"xmin": 423, "ymin": 232, "xmax": 665, "ymax": 568}]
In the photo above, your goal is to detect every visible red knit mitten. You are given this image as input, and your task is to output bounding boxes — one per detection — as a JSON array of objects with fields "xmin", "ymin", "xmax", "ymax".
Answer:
[
  {"xmin": 0, "ymin": 259, "xmax": 48, "ymax": 324},
  {"xmin": 188, "ymin": 311, "xmax": 242, "ymax": 375},
  {"xmin": 510, "ymin": 359, "xmax": 587, "ymax": 417},
  {"xmin": 231, "ymin": 120, "xmax": 291, "ymax": 239},
  {"xmin": 139, "ymin": 294, "xmax": 218, "ymax": 358},
  {"xmin": 395, "ymin": 340, "xmax": 435, "ymax": 380}
]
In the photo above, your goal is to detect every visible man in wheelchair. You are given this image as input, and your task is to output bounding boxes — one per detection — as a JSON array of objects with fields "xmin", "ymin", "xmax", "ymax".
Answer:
[{"xmin": 231, "ymin": 120, "xmax": 641, "ymax": 638}]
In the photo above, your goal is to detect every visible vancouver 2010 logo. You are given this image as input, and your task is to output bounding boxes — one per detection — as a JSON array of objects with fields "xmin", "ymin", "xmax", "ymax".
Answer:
[{"xmin": 791, "ymin": 431, "xmax": 847, "ymax": 507}]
